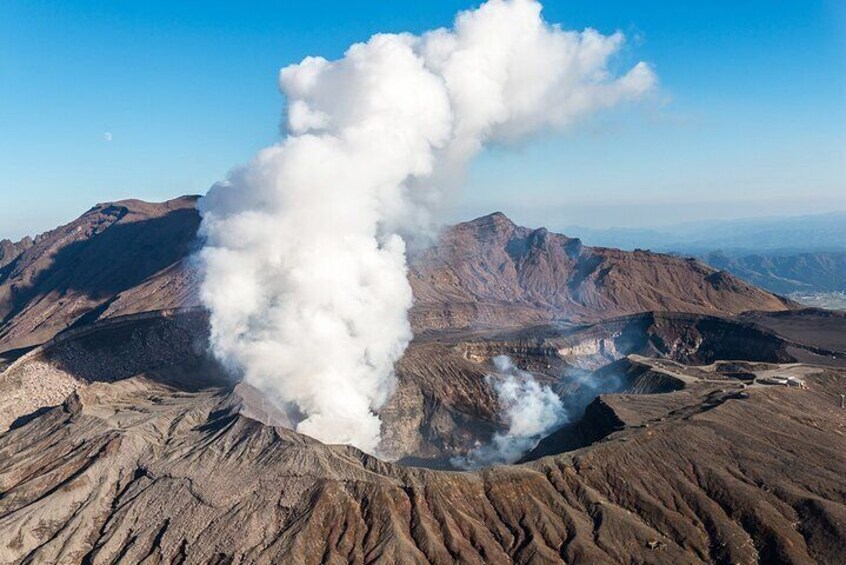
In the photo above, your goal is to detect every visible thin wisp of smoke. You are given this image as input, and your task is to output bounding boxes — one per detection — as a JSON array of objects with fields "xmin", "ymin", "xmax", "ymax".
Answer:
[
  {"xmin": 452, "ymin": 357, "xmax": 628, "ymax": 470},
  {"xmin": 559, "ymin": 367, "xmax": 623, "ymax": 420},
  {"xmin": 452, "ymin": 355, "xmax": 566, "ymax": 469},
  {"xmin": 199, "ymin": 0, "xmax": 656, "ymax": 453}
]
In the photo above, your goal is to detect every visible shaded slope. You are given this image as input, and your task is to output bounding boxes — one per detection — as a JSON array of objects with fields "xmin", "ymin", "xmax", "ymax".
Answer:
[{"xmin": 0, "ymin": 197, "xmax": 200, "ymax": 351}]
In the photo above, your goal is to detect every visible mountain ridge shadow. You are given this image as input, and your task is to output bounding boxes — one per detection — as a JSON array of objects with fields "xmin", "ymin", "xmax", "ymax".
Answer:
[{"xmin": 0, "ymin": 201, "xmax": 201, "ymax": 345}]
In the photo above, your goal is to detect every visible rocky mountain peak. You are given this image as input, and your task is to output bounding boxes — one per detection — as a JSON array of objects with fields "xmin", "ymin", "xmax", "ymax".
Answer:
[
  {"xmin": 464, "ymin": 211, "xmax": 520, "ymax": 239},
  {"xmin": 0, "ymin": 196, "xmax": 795, "ymax": 351}
]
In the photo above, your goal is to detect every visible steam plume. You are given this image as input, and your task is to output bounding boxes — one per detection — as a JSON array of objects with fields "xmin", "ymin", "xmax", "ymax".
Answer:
[
  {"xmin": 199, "ymin": 0, "xmax": 656, "ymax": 452},
  {"xmin": 452, "ymin": 356, "xmax": 566, "ymax": 468},
  {"xmin": 453, "ymin": 358, "xmax": 627, "ymax": 469}
]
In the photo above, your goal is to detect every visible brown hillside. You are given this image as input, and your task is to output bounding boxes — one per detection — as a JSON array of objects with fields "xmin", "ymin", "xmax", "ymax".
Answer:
[
  {"xmin": 409, "ymin": 212, "xmax": 793, "ymax": 330},
  {"xmin": 0, "ymin": 200, "xmax": 792, "ymax": 353}
]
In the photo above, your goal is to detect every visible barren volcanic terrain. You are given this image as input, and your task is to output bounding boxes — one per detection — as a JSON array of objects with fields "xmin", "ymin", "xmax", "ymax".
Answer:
[
  {"xmin": 407, "ymin": 212, "xmax": 793, "ymax": 331},
  {"xmin": 1, "ymin": 198, "xmax": 844, "ymax": 564},
  {"xmin": 0, "ymin": 197, "xmax": 793, "ymax": 352}
]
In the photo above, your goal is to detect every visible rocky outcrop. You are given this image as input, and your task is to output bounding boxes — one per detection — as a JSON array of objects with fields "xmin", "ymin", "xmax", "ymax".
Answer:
[
  {"xmin": 547, "ymin": 311, "xmax": 846, "ymax": 368},
  {"xmin": 408, "ymin": 213, "xmax": 794, "ymax": 331},
  {"xmin": 0, "ymin": 201, "xmax": 794, "ymax": 353},
  {"xmin": 0, "ymin": 237, "xmax": 33, "ymax": 270},
  {"xmin": 0, "ymin": 357, "xmax": 844, "ymax": 564},
  {"xmin": 0, "ymin": 197, "xmax": 200, "ymax": 351}
]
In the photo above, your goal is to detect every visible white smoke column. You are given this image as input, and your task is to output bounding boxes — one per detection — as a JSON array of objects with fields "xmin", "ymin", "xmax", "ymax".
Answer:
[
  {"xmin": 453, "ymin": 356, "xmax": 566, "ymax": 468},
  {"xmin": 199, "ymin": 0, "xmax": 656, "ymax": 453}
]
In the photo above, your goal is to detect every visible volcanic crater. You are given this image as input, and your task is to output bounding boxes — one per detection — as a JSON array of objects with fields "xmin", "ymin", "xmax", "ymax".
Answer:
[{"xmin": 0, "ymin": 198, "xmax": 844, "ymax": 563}]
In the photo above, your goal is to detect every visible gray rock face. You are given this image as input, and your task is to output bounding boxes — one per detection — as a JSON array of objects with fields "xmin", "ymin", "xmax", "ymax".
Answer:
[{"xmin": 0, "ymin": 237, "xmax": 32, "ymax": 270}]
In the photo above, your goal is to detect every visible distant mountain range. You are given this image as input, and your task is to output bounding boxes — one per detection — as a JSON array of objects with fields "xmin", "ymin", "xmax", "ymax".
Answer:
[
  {"xmin": 564, "ymin": 211, "xmax": 846, "ymax": 254},
  {"xmin": 700, "ymin": 250, "xmax": 846, "ymax": 294},
  {"xmin": 564, "ymin": 212, "xmax": 846, "ymax": 300}
]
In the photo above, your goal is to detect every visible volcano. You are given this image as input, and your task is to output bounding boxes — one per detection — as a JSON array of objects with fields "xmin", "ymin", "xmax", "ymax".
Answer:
[
  {"xmin": 0, "ymin": 197, "xmax": 792, "ymax": 352},
  {"xmin": 0, "ymin": 198, "xmax": 844, "ymax": 564}
]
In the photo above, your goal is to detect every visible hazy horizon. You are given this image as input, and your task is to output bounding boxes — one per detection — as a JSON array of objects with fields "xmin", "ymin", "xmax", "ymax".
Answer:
[{"xmin": 4, "ymin": 190, "xmax": 845, "ymax": 244}]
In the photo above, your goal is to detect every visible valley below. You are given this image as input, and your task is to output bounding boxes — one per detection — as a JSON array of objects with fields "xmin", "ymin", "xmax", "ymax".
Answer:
[{"xmin": 790, "ymin": 291, "xmax": 846, "ymax": 311}]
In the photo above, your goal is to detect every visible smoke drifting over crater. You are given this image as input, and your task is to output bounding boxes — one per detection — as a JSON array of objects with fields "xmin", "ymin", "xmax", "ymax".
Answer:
[
  {"xmin": 453, "ymin": 358, "xmax": 628, "ymax": 469},
  {"xmin": 453, "ymin": 356, "xmax": 566, "ymax": 469},
  {"xmin": 199, "ymin": 0, "xmax": 656, "ymax": 452}
]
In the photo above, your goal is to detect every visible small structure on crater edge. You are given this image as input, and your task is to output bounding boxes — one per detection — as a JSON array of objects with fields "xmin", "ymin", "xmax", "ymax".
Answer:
[{"xmin": 759, "ymin": 375, "xmax": 807, "ymax": 389}]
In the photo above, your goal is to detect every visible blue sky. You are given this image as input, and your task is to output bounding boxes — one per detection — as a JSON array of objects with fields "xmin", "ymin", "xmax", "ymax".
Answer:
[{"xmin": 1, "ymin": 0, "xmax": 844, "ymax": 239}]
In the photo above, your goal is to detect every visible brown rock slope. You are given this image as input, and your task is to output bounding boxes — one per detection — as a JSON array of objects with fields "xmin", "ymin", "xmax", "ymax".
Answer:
[
  {"xmin": 408, "ymin": 212, "xmax": 793, "ymax": 330},
  {"xmin": 0, "ymin": 200, "xmax": 793, "ymax": 354},
  {"xmin": 4, "ymin": 309, "xmax": 841, "ymax": 464},
  {"xmin": 0, "ymin": 197, "xmax": 200, "ymax": 351},
  {"xmin": 0, "ymin": 346, "xmax": 844, "ymax": 563},
  {"xmin": 0, "ymin": 238, "xmax": 33, "ymax": 271}
]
